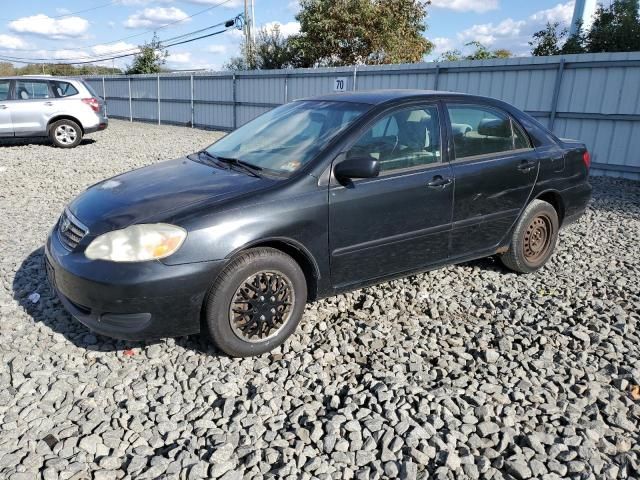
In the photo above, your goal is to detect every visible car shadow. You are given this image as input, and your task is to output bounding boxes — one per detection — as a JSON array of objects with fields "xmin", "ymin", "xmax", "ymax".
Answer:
[
  {"xmin": 11, "ymin": 247, "xmax": 218, "ymax": 356},
  {"xmin": 0, "ymin": 138, "xmax": 96, "ymax": 148}
]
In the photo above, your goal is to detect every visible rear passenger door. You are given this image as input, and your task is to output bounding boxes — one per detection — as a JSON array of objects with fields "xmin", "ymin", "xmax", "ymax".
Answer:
[
  {"xmin": 10, "ymin": 79, "xmax": 55, "ymax": 135},
  {"xmin": 446, "ymin": 103, "xmax": 538, "ymax": 257},
  {"xmin": 0, "ymin": 79, "xmax": 13, "ymax": 136}
]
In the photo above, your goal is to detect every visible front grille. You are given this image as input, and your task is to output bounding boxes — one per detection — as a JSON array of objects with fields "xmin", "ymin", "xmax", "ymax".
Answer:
[{"xmin": 57, "ymin": 210, "xmax": 88, "ymax": 250}]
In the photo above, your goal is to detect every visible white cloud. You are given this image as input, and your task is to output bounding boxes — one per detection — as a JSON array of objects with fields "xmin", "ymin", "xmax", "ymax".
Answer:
[
  {"xmin": 432, "ymin": 37, "xmax": 456, "ymax": 56},
  {"xmin": 9, "ymin": 14, "xmax": 89, "ymax": 40},
  {"xmin": 261, "ymin": 21, "xmax": 300, "ymax": 37},
  {"xmin": 430, "ymin": 0, "xmax": 499, "ymax": 13},
  {"xmin": 184, "ymin": 0, "xmax": 244, "ymax": 7},
  {"xmin": 91, "ymin": 42, "xmax": 138, "ymax": 56},
  {"xmin": 204, "ymin": 44, "xmax": 227, "ymax": 54},
  {"xmin": 54, "ymin": 49, "xmax": 90, "ymax": 60},
  {"xmin": 124, "ymin": 7, "xmax": 189, "ymax": 28},
  {"xmin": 0, "ymin": 34, "xmax": 30, "ymax": 50},
  {"xmin": 287, "ymin": 0, "xmax": 301, "ymax": 13},
  {"xmin": 448, "ymin": 2, "xmax": 576, "ymax": 55},
  {"xmin": 168, "ymin": 52, "xmax": 191, "ymax": 64},
  {"xmin": 117, "ymin": 0, "xmax": 173, "ymax": 5}
]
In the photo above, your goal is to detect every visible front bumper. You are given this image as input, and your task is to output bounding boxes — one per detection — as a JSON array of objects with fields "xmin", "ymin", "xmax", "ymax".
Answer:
[{"xmin": 45, "ymin": 229, "xmax": 225, "ymax": 341}]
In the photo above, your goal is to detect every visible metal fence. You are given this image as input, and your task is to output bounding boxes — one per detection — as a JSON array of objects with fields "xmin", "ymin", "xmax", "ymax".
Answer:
[{"xmin": 84, "ymin": 51, "xmax": 640, "ymax": 180}]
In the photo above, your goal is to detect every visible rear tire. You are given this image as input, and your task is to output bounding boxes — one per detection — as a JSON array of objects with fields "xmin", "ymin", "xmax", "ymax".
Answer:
[
  {"xmin": 500, "ymin": 199, "xmax": 559, "ymax": 273},
  {"xmin": 50, "ymin": 119, "xmax": 83, "ymax": 148},
  {"xmin": 204, "ymin": 247, "xmax": 307, "ymax": 357}
]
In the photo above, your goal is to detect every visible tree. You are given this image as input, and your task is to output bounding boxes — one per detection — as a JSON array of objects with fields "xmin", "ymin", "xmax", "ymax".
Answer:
[
  {"xmin": 531, "ymin": 0, "xmax": 640, "ymax": 56},
  {"xmin": 226, "ymin": 24, "xmax": 295, "ymax": 70},
  {"xmin": 586, "ymin": 0, "xmax": 640, "ymax": 53},
  {"xmin": 126, "ymin": 34, "xmax": 168, "ymax": 74},
  {"xmin": 529, "ymin": 22, "xmax": 567, "ymax": 56},
  {"xmin": 437, "ymin": 42, "xmax": 512, "ymax": 62},
  {"xmin": 291, "ymin": 0, "xmax": 434, "ymax": 67}
]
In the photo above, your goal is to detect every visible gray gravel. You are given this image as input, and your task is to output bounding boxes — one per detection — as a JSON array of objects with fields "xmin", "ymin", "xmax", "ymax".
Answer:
[{"xmin": 1, "ymin": 119, "xmax": 639, "ymax": 479}]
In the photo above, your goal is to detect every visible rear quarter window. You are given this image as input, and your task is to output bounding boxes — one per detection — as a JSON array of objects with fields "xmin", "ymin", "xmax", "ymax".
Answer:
[{"xmin": 51, "ymin": 81, "xmax": 79, "ymax": 98}]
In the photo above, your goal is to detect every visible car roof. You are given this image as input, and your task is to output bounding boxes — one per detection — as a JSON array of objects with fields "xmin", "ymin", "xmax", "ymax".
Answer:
[
  {"xmin": 0, "ymin": 76, "xmax": 78, "ymax": 81},
  {"xmin": 305, "ymin": 89, "xmax": 480, "ymax": 105}
]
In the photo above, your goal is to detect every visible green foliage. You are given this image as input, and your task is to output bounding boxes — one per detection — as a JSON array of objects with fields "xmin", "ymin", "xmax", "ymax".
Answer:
[
  {"xmin": 126, "ymin": 34, "xmax": 168, "ymax": 75},
  {"xmin": 291, "ymin": 0, "xmax": 434, "ymax": 67},
  {"xmin": 226, "ymin": 24, "xmax": 296, "ymax": 70},
  {"xmin": 0, "ymin": 61, "xmax": 121, "ymax": 76},
  {"xmin": 529, "ymin": 22, "xmax": 568, "ymax": 56},
  {"xmin": 438, "ymin": 42, "xmax": 512, "ymax": 62},
  {"xmin": 531, "ymin": 0, "xmax": 640, "ymax": 56}
]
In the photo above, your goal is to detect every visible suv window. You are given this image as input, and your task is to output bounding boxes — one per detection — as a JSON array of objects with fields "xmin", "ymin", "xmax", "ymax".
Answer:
[
  {"xmin": 447, "ymin": 105, "xmax": 531, "ymax": 159},
  {"xmin": 0, "ymin": 80, "xmax": 9, "ymax": 101},
  {"xmin": 348, "ymin": 105, "xmax": 441, "ymax": 173},
  {"xmin": 15, "ymin": 80, "xmax": 51, "ymax": 100},
  {"xmin": 51, "ymin": 80, "xmax": 79, "ymax": 98}
]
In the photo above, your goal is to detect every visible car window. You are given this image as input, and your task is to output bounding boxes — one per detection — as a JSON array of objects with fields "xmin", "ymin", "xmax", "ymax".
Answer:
[
  {"xmin": 206, "ymin": 100, "xmax": 370, "ymax": 175},
  {"xmin": 512, "ymin": 120, "xmax": 532, "ymax": 150},
  {"xmin": 347, "ymin": 105, "xmax": 441, "ymax": 173},
  {"xmin": 51, "ymin": 80, "xmax": 79, "ymax": 98},
  {"xmin": 15, "ymin": 80, "xmax": 51, "ymax": 100},
  {"xmin": 0, "ymin": 80, "xmax": 9, "ymax": 101},
  {"xmin": 447, "ymin": 105, "xmax": 529, "ymax": 159}
]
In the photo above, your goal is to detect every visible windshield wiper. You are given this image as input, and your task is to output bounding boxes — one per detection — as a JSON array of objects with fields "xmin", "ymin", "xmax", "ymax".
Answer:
[{"xmin": 211, "ymin": 154, "xmax": 263, "ymax": 178}]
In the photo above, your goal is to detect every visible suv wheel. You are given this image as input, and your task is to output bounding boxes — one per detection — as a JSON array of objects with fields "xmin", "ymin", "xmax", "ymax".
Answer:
[
  {"xmin": 204, "ymin": 247, "xmax": 307, "ymax": 357},
  {"xmin": 50, "ymin": 119, "xmax": 83, "ymax": 148},
  {"xmin": 500, "ymin": 199, "xmax": 559, "ymax": 273}
]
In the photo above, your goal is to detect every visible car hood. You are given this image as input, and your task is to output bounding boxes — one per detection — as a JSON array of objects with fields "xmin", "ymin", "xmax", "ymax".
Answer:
[{"xmin": 69, "ymin": 157, "xmax": 268, "ymax": 235}]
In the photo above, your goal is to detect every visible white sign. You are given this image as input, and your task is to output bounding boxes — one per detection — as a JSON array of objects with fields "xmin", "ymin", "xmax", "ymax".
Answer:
[{"xmin": 333, "ymin": 77, "xmax": 348, "ymax": 92}]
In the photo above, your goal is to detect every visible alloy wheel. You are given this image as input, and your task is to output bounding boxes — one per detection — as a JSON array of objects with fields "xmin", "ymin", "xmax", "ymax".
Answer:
[{"xmin": 55, "ymin": 125, "xmax": 78, "ymax": 145}]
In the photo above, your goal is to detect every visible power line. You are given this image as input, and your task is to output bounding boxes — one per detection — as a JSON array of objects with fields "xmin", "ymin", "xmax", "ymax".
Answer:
[
  {"xmin": 0, "ymin": 18, "xmax": 241, "ymax": 65},
  {"xmin": 0, "ymin": 20, "xmax": 237, "ymax": 62},
  {"xmin": 2, "ymin": 0, "xmax": 236, "ymax": 53}
]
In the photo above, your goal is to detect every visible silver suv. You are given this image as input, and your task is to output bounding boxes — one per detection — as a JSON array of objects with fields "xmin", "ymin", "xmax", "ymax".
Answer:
[{"xmin": 0, "ymin": 76, "xmax": 108, "ymax": 148}]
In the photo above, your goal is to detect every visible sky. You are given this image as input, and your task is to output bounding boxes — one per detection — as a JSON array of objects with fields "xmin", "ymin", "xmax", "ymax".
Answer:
[{"xmin": 0, "ymin": 0, "xmax": 587, "ymax": 71}]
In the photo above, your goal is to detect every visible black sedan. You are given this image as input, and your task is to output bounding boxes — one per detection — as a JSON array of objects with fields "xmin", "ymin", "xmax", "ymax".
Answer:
[{"xmin": 46, "ymin": 90, "xmax": 592, "ymax": 357}]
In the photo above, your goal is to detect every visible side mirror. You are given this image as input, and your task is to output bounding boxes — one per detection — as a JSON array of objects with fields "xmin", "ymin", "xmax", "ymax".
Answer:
[{"xmin": 334, "ymin": 157, "xmax": 380, "ymax": 180}]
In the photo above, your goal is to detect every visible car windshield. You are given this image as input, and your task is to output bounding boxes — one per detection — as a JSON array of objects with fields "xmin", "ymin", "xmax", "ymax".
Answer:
[{"xmin": 205, "ymin": 100, "xmax": 370, "ymax": 175}]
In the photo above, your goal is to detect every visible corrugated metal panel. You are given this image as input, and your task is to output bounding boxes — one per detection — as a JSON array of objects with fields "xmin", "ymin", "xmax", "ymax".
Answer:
[{"xmin": 88, "ymin": 51, "xmax": 640, "ymax": 179}]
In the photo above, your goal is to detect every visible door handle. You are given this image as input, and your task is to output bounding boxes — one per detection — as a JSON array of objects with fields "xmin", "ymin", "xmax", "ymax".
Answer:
[
  {"xmin": 0, "ymin": 105, "xmax": 7, "ymax": 110},
  {"xmin": 517, "ymin": 160, "xmax": 537, "ymax": 172},
  {"xmin": 427, "ymin": 175, "xmax": 452, "ymax": 188},
  {"xmin": 44, "ymin": 102, "xmax": 54, "ymax": 106}
]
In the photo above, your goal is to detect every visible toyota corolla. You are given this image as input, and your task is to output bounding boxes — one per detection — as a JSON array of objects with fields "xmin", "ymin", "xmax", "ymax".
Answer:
[{"xmin": 45, "ymin": 90, "xmax": 591, "ymax": 357}]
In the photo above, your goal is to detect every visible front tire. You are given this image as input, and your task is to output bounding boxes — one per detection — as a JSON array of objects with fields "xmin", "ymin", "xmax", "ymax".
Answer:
[
  {"xmin": 204, "ymin": 247, "xmax": 307, "ymax": 357},
  {"xmin": 500, "ymin": 199, "xmax": 559, "ymax": 273},
  {"xmin": 50, "ymin": 119, "xmax": 83, "ymax": 148}
]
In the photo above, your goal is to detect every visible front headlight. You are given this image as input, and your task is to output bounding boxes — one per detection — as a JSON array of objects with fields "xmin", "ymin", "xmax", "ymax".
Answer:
[{"xmin": 85, "ymin": 224, "xmax": 187, "ymax": 262}]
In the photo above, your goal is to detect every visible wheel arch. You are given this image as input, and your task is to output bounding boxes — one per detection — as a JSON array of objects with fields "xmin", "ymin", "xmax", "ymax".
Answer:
[
  {"xmin": 47, "ymin": 115, "xmax": 85, "ymax": 135},
  {"xmin": 535, "ymin": 190, "xmax": 565, "ymax": 226},
  {"xmin": 227, "ymin": 237, "xmax": 321, "ymax": 301}
]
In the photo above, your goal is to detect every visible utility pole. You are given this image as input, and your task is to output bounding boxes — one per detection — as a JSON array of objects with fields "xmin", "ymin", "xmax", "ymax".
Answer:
[
  {"xmin": 244, "ymin": 0, "xmax": 254, "ymax": 66},
  {"xmin": 570, "ymin": 0, "xmax": 597, "ymax": 36}
]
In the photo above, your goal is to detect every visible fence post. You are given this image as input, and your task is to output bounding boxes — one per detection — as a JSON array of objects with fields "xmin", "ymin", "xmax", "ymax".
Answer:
[
  {"xmin": 102, "ymin": 77, "xmax": 107, "ymax": 116},
  {"xmin": 157, "ymin": 75, "xmax": 161, "ymax": 126},
  {"xmin": 284, "ymin": 74, "xmax": 288, "ymax": 103},
  {"xmin": 232, "ymin": 73, "xmax": 237, "ymax": 130},
  {"xmin": 352, "ymin": 66, "xmax": 358, "ymax": 91},
  {"xmin": 549, "ymin": 59, "xmax": 565, "ymax": 131},
  {"xmin": 190, "ymin": 74, "xmax": 194, "ymax": 128},
  {"xmin": 128, "ymin": 77, "xmax": 132, "ymax": 122},
  {"xmin": 434, "ymin": 64, "xmax": 440, "ymax": 90}
]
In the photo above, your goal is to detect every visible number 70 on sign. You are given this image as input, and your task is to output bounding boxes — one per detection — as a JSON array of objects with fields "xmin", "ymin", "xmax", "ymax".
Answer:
[{"xmin": 333, "ymin": 77, "xmax": 348, "ymax": 92}]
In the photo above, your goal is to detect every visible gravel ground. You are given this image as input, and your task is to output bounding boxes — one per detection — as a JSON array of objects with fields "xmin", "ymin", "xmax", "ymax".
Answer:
[{"xmin": 1, "ymin": 119, "xmax": 639, "ymax": 480}]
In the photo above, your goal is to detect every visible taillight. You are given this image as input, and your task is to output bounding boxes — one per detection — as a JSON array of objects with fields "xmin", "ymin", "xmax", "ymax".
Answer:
[
  {"xmin": 582, "ymin": 150, "xmax": 591, "ymax": 170},
  {"xmin": 82, "ymin": 97, "xmax": 100, "ymax": 112}
]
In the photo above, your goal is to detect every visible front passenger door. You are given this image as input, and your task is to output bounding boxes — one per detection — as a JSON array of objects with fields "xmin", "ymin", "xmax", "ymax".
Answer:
[{"xmin": 329, "ymin": 103, "xmax": 453, "ymax": 288}]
